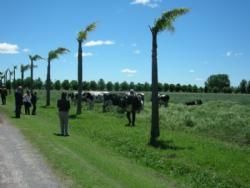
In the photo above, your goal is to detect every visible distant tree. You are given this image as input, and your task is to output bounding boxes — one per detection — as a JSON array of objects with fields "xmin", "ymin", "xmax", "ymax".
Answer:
[
  {"xmin": 6, "ymin": 80, "xmax": 11, "ymax": 90},
  {"xmin": 192, "ymin": 85, "xmax": 198, "ymax": 93},
  {"xmin": 181, "ymin": 85, "xmax": 188, "ymax": 92},
  {"xmin": 114, "ymin": 82, "xmax": 120, "ymax": 91},
  {"xmin": 169, "ymin": 84, "xmax": 175, "ymax": 92},
  {"xmin": 144, "ymin": 82, "xmax": 151, "ymax": 91},
  {"xmin": 83, "ymin": 81, "xmax": 90, "ymax": 90},
  {"xmin": 187, "ymin": 84, "xmax": 192, "ymax": 92},
  {"xmin": 223, "ymin": 87, "xmax": 232, "ymax": 93},
  {"xmin": 205, "ymin": 74, "xmax": 230, "ymax": 93},
  {"xmin": 135, "ymin": 83, "xmax": 143, "ymax": 91},
  {"xmin": 15, "ymin": 79, "xmax": 22, "ymax": 88},
  {"xmin": 175, "ymin": 83, "xmax": 181, "ymax": 92},
  {"xmin": 23, "ymin": 77, "xmax": 32, "ymax": 89},
  {"xmin": 106, "ymin": 81, "xmax": 113, "ymax": 91},
  {"xmin": 62, "ymin": 80, "xmax": 70, "ymax": 90},
  {"xmin": 34, "ymin": 78, "xmax": 43, "ymax": 89},
  {"xmin": 163, "ymin": 83, "xmax": 169, "ymax": 92},
  {"xmin": 13, "ymin": 65, "xmax": 17, "ymax": 89},
  {"xmin": 239, "ymin": 79, "xmax": 247, "ymax": 93},
  {"xmin": 149, "ymin": 8, "xmax": 189, "ymax": 145},
  {"xmin": 129, "ymin": 82, "xmax": 135, "ymax": 90},
  {"xmin": 89, "ymin": 80, "xmax": 97, "ymax": 90},
  {"xmin": 98, "ymin": 78, "xmax": 105, "ymax": 91},
  {"xmin": 46, "ymin": 47, "xmax": 69, "ymax": 106},
  {"xmin": 54, "ymin": 80, "xmax": 61, "ymax": 90},
  {"xmin": 20, "ymin": 64, "xmax": 30, "ymax": 87},
  {"xmin": 29, "ymin": 54, "xmax": 43, "ymax": 92},
  {"xmin": 70, "ymin": 80, "xmax": 78, "ymax": 90},
  {"xmin": 76, "ymin": 22, "xmax": 96, "ymax": 114},
  {"xmin": 120, "ymin": 81, "xmax": 129, "ymax": 91},
  {"xmin": 158, "ymin": 82, "xmax": 163, "ymax": 92},
  {"xmin": 247, "ymin": 81, "xmax": 250, "ymax": 94}
]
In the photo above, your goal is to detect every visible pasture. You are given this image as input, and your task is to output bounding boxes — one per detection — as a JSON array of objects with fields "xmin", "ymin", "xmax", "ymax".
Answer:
[{"xmin": 0, "ymin": 91, "xmax": 250, "ymax": 188}]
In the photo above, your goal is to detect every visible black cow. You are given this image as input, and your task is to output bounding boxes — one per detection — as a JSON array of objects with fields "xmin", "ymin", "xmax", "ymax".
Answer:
[{"xmin": 185, "ymin": 99, "xmax": 202, "ymax": 106}]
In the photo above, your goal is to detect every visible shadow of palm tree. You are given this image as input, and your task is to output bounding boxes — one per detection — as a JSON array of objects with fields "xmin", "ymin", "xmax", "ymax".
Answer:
[{"xmin": 149, "ymin": 139, "xmax": 188, "ymax": 150}]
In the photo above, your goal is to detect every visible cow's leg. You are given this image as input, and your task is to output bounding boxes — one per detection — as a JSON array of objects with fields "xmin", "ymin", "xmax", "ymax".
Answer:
[
  {"xmin": 126, "ymin": 112, "xmax": 131, "ymax": 125},
  {"xmin": 132, "ymin": 111, "xmax": 136, "ymax": 126}
]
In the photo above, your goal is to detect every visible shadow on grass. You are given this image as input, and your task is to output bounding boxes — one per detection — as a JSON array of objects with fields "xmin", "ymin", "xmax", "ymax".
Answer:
[
  {"xmin": 40, "ymin": 105, "xmax": 55, "ymax": 109},
  {"xmin": 149, "ymin": 139, "xmax": 190, "ymax": 151}
]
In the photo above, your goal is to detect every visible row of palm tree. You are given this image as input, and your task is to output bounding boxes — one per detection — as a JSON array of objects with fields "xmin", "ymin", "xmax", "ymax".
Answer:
[{"xmin": 1, "ymin": 8, "xmax": 189, "ymax": 146}]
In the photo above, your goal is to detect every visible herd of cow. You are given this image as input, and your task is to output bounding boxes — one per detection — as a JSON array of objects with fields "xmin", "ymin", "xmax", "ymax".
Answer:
[{"xmin": 68, "ymin": 91, "xmax": 202, "ymax": 113}]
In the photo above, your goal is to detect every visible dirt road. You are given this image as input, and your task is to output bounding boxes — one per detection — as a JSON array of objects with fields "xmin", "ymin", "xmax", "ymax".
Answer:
[{"xmin": 0, "ymin": 114, "xmax": 63, "ymax": 188}]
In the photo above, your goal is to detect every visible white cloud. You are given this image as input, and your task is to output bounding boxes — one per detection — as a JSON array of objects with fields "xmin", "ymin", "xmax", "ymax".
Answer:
[
  {"xmin": 226, "ymin": 51, "xmax": 232, "ymax": 57},
  {"xmin": 22, "ymin": 48, "xmax": 30, "ymax": 53},
  {"xmin": 130, "ymin": 0, "xmax": 161, "ymax": 8},
  {"xmin": 74, "ymin": 52, "xmax": 93, "ymax": 57},
  {"xmin": 121, "ymin": 68, "xmax": 137, "ymax": 77},
  {"xmin": 0, "ymin": 43, "xmax": 19, "ymax": 54},
  {"xmin": 133, "ymin": 49, "xmax": 141, "ymax": 54},
  {"xmin": 189, "ymin": 69, "xmax": 195, "ymax": 73},
  {"xmin": 226, "ymin": 51, "xmax": 243, "ymax": 57},
  {"xmin": 84, "ymin": 40, "xmax": 115, "ymax": 47}
]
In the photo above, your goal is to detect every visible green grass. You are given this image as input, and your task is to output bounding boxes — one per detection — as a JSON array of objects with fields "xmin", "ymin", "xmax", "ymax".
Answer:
[{"xmin": 1, "ymin": 91, "xmax": 250, "ymax": 187}]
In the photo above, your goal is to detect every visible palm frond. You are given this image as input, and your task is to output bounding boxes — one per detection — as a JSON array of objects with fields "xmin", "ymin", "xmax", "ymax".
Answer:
[
  {"xmin": 153, "ymin": 8, "xmax": 189, "ymax": 33},
  {"xmin": 21, "ymin": 64, "xmax": 30, "ymax": 72},
  {"xmin": 29, "ymin": 54, "xmax": 44, "ymax": 61},
  {"xmin": 48, "ymin": 47, "xmax": 69, "ymax": 61},
  {"xmin": 77, "ymin": 22, "xmax": 96, "ymax": 41}
]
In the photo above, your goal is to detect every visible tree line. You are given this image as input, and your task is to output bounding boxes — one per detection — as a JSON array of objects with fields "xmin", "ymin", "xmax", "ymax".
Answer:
[{"xmin": 3, "ymin": 76, "xmax": 250, "ymax": 94}]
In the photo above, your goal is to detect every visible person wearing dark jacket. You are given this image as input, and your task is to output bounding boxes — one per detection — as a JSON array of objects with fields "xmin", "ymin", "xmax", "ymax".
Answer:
[
  {"xmin": 57, "ymin": 92, "xmax": 70, "ymax": 136},
  {"xmin": 126, "ymin": 89, "xmax": 138, "ymax": 126},
  {"xmin": 1, "ymin": 87, "xmax": 8, "ymax": 105},
  {"xmin": 31, "ymin": 91, "xmax": 37, "ymax": 115},
  {"xmin": 15, "ymin": 86, "xmax": 23, "ymax": 118}
]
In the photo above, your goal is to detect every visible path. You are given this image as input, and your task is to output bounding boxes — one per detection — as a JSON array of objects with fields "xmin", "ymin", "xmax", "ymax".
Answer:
[{"xmin": 0, "ymin": 114, "xmax": 63, "ymax": 188}]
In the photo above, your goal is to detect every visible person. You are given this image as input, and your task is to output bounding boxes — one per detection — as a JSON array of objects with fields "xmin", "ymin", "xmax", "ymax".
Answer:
[
  {"xmin": 126, "ymin": 89, "xmax": 138, "ymax": 126},
  {"xmin": 15, "ymin": 86, "xmax": 23, "ymax": 118},
  {"xmin": 1, "ymin": 86, "xmax": 8, "ymax": 105},
  {"xmin": 57, "ymin": 92, "xmax": 70, "ymax": 136},
  {"xmin": 31, "ymin": 91, "xmax": 37, "ymax": 115},
  {"xmin": 23, "ymin": 90, "xmax": 32, "ymax": 115}
]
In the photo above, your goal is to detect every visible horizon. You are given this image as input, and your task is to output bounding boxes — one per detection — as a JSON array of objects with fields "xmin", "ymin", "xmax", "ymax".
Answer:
[{"xmin": 0, "ymin": 0, "xmax": 249, "ymax": 87}]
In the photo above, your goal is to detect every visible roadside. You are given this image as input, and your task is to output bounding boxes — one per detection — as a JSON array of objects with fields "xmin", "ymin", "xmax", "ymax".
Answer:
[{"xmin": 0, "ymin": 114, "xmax": 63, "ymax": 188}]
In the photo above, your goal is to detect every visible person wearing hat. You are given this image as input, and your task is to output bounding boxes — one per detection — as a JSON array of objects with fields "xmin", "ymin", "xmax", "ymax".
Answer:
[
  {"xmin": 15, "ymin": 86, "xmax": 23, "ymax": 118},
  {"xmin": 126, "ymin": 89, "xmax": 137, "ymax": 126}
]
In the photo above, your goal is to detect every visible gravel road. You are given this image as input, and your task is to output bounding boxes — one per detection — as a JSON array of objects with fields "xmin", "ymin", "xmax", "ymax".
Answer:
[{"xmin": 0, "ymin": 114, "xmax": 63, "ymax": 188}]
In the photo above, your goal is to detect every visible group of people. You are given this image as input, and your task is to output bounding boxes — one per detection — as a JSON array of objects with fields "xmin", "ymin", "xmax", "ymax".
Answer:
[
  {"xmin": 11, "ymin": 86, "xmax": 139, "ymax": 137},
  {"xmin": 14, "ymin": 86, "xmax": 37, "ymax": 118}
]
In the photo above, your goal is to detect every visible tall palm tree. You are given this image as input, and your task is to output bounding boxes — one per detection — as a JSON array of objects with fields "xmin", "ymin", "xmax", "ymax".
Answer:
[
  {"xmin": 46, "ymin": 47, "xmax": 69, "ymax": 106},
  {"xmin": 76, "ymin": 22, "xmax": 96, "ymax": 115},
  {"xmin": 20, "ymin": 64, "xmax": 30, "ymax": 88},
  {"xmin": 13, "ymin": 65, "xmax": 17, "ymax": 89},
  {"xmin": 149, "ymin": 8, "xmax": 189, "ymax": 145},
  {"xmin": 0, "ymin": 72, "xmax": 3, "ymax": 86},
  {"xmin": 29, "ymin": 54, "xmax": 43, "ymax": 92}
]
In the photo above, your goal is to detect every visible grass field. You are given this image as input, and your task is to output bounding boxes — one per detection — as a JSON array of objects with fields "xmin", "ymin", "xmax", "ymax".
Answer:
[{"xmin": 0, "ymin": 90, "xmax": 249, "ymax": 188}]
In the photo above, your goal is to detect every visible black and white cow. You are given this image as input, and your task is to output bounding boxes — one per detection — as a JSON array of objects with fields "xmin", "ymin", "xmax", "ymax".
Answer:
[{"xmin": 158, "ymin": 94, "xmax": 170, "ymax": 107}]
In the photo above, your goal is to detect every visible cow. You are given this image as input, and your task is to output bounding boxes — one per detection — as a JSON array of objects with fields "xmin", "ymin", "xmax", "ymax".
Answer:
[
  {"xmin": 158, "ymin": 94, "xmax": 170, "ymax": 107},
  {"xmin": 102, "ymin": 92, "xmax": 143, "ymax": 113},
  {"xmin": 185, "ymin": 99, "xmax": 202, "ymax": 106}
]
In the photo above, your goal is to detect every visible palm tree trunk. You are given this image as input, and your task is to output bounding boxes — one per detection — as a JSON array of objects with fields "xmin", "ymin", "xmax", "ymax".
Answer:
[
  {"xmin": 21, "ymin": 70, "xmax": 24, "ymax": 88},
  {"xmin": 46, "ymin": 59, "xmax": 51, "ymax": 106},
  {"xmin": 30, "ymin": 60, "xmax": 34, "ymax": 93},
  {"xmin": 76, "ymin": 40, "xmax": 82, "ymax": 115},
  {"xmin": 13, "ymin": 68, "xmax": 16, "ymax": 89},
  {"xmin": 150, "ymin": 31, "xmax": 160, "ymax": 146}
]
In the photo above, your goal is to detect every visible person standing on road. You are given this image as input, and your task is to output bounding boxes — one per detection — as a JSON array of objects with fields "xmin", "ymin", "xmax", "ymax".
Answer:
[{"xmin": 57, "ymin": 92, "xmax": 70, "ymax": 136}]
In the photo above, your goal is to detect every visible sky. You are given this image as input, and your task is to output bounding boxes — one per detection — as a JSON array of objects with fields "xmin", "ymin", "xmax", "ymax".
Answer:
[{"xmin": 0, "ymin": 0, "xmax": 249, "ymax": 87}]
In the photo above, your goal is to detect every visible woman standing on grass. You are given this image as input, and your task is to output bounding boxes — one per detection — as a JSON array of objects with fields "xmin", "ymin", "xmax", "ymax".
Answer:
[
  {"xmin": 23, "ymin": 90, "xmax": 32, "ymax": 115},
  {"xmin": 57, "ymin": 92, "xmax": 70, "ymax": 136}
]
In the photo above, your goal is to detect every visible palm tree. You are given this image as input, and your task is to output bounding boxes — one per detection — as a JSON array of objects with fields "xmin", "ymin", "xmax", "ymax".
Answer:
[
  {"xmin": 149, "ymin": 8, "xmax": 189, "ymax": 146},
  {"xmin": 76, "ymin": 22, "xmax": 96, "ymax": 115},
  {"xmin": 46, "ymin": 47, "xmax": 69, "ymax": 106},
  {"xmin": 29, "ymin": 55, "xmax": 43, "ymax": 92},
  {"xmin": 13, "ymin": 65, "xmax": 17, "ymax": 89},
  {"xmin": 20, "ymin": 64, "xmax": 30, "ymax": 88}
]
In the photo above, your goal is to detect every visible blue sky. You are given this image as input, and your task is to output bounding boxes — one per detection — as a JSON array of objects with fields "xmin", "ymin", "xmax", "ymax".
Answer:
[{"xmin": 0, "ymin": 0, "xmax": 249, "ymax": 87}]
